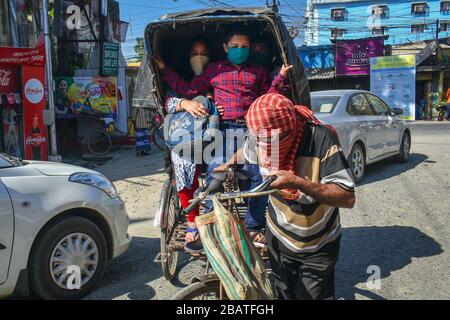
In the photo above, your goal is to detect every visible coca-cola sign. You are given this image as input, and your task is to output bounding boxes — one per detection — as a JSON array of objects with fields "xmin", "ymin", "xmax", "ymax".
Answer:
[
  {"xmin": 24, "ymin": 78, "xmax": 44, "ymax": 104},
  {"xmin": 26, "ymin": 135, "xmax": 46, "ymax": 146},
  {"xmin": 0, "ymin": 67, "xmax": 19, "ymax": 94}
]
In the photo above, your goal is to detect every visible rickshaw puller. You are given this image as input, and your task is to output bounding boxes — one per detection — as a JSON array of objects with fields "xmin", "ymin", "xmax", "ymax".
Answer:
[
  {"xmin": 245, "ymin": 93, "xmax": 356, "ymax": 300},
  {"xmin": 154, "ymin": 28, "xmax": 293, "ymax": 241}
]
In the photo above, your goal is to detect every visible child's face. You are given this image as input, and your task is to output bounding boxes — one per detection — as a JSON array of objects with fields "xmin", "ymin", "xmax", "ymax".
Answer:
[{"xmin": 223, "ymin": 35, "xmax": 250, "ymax": 53}]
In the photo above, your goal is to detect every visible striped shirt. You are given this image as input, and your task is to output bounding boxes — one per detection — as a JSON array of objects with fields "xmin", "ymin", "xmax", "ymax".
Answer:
[{"xmin": 246, "ymin": 124, "xmax": 355, "ymax": 253}]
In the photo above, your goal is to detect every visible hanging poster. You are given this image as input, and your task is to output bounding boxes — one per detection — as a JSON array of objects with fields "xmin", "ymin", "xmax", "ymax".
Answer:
[
  {"xmin": 54, "ymin": 76, "xmax": 117, "ymax": 117},
  {"xmin": 370, "ymin": 55, "xmax": 416, "ymax": 121}
]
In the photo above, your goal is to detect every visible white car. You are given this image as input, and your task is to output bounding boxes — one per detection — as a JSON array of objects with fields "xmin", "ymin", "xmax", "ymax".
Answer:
[
  {"xmin": 0, "ymin": 154, "xmax": 131, "ymax": 299},
  {"xmin": 311, "ymin": 90, "xmax": 411, "ymax": 183}
]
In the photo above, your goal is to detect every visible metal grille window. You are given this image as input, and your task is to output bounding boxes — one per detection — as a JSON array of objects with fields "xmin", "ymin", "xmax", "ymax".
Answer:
[
  {"xmin": 372, "ymin": 5, "xmax": 388, "ymax": 18},
  {"xmin": 411, "ymin": 2, "xmax": 429, "ymax": 15},
  {"xmin": 331, "ymin": 28, "xmax": 345, "ymax": 39},
  {"xmin": 441, "ymin": 1, "xmax": 450, "ymax": 13},
  {"xmin": 411, "ymin": 24, "xmax": 426, "ymax": 33},
  {"xmin": 372, "ymin": 27, "xmax": 387, "ymax": 36},
  {"xmin": 441, "ymin": 21, "xmax": 450, "ymax": 31},
  {"xmin": 331, "ymin": 8, "xmax": 346, "ymax": 21}
]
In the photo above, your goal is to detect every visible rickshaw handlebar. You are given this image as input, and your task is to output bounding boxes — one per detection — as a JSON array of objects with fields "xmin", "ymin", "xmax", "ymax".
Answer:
[{"xmin": 183, "ymin": 175, "xmax": 278, "ymax": 215}]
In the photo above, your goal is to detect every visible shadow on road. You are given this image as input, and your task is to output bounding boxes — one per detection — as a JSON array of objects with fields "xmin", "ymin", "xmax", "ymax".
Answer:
[
  {"xmin": 336, "ymin": 225, "xmax": 443, "ymax": 300},
  {"xmin": 87, "ymin": 235, "xmax": 201, "ymax": 300},
  {"xmin": 86, "ymin": 236, "xmax": 161, "ymax": 300},
  {"xmin": 359, "ymin": 153, "xmax": 428, "ymax": 186}
]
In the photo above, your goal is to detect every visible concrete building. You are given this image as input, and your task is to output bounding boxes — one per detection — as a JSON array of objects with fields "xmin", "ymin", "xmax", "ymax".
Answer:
[{"xmin": 305, "ymin": 0, "xmax": 450, "ymax": 46}]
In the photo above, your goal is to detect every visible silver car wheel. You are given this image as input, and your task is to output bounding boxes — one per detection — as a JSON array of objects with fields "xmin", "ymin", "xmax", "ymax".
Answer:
[
  {"xmin": 351, "ymin": 148, "xmax": 364, "ymax": 178},
  {"xmin": 403, "ymin": 135, "xmax": 410, "ymax": 157},
  {"xmin": 49, "ymin": 233, "xmax": 99, "ymax": 289}
]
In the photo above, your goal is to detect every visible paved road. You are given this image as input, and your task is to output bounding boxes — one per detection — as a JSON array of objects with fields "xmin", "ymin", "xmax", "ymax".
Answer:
[{"xmin": 86, "ymin": 122, "xmax": 450, "ymax": 300}]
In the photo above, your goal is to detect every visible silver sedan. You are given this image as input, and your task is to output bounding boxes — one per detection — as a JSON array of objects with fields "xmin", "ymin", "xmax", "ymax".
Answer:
[
  {"xmin": 311, "ymin": 90, "xmax": 411, "ymax": 183},
  {"xmin": 0, "ymin": 154, "xmax": 131, "ymax": 299}
]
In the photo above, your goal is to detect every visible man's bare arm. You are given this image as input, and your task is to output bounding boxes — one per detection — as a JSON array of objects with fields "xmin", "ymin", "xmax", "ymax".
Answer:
[{"xmin": 270, "ymin": 170, "xmax": 355, "ymax": 209}]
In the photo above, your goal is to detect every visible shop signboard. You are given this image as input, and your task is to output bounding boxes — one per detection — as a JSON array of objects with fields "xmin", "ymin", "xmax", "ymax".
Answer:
[
  {"xmin": 101, "ymin": 42, "xmax": 119, "ymax": 76},
  {"xmin": 0, "ymin": 43, "xmax": 45, "ymax": 67},
  {"xmin": 1, "ymin": 39, "xmax": 48, "ymax": 160},
  {"xmin": 336, "ymin": 38, "xmax": 384, "ymax": 76},
  {"xmin": 370, "ymin": 55, "xmax": 416, "ymax": 121},
  {"xmin": 54, "ymin": 76, "xmax": 117, "ymax": 117}
]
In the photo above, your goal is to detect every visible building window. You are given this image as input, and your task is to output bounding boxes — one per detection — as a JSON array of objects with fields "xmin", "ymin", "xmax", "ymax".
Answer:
[
  {"xmin": 372, "ymin": 27, "xmax": 387, "ymax": 36},
  {"xmin": 331, "ymin": 28, "xmax": 345, "ymax": 39},
  {"xmin": 331, "ymin": 8, "xmax": 346, "ymax": 21},
  {"xmin": 0, "ymin": 0, "xmax": 10, "ymax": 46},
  {"xmin": 411, "ymin": 2, "xmax": 429, "ymax": 15},
  {"xmin": 441, "ymin": 21, "xmax": 450, "ymax": 31},
  {"xmin": 411, "ymin": 24, "xmax": 426, "ymax": 33},
  {"xmin": 441, "ymin": 1, "xmax": 450, "ymax": 13},
  {"xmin": 372, "ymin": 5, "xmax": 389, "ymax": 18}
]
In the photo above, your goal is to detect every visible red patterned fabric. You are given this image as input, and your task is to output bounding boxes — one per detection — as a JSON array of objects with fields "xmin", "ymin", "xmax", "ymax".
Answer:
[{"xmin": 245, "ymin": 93, "xmax": 321, "ymax": 174}]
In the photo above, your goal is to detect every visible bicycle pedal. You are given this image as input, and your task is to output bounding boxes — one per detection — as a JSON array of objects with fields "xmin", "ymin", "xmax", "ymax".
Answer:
[{"xmin": 154, "ymin": 252, "xmax": 167, "ymax": 263}]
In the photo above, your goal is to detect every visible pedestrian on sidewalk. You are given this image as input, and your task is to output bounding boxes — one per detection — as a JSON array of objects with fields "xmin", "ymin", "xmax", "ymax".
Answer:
[
  {"xmin": 131, "ymin": 107, "xmax": 151, "ymax": 157},
  {"xmin": 445, "ymin": 87, "xmax": 450, "ymax": 120}
]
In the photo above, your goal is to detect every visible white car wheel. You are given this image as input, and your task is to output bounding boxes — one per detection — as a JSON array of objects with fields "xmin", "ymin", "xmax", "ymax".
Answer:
[
  {"xmin": 29, "ymin": 216, "xmax": 107, "ymax": 299},
  {"xmin": 49, "ymin": 233, "xmax": 99, "ymax": 289}
]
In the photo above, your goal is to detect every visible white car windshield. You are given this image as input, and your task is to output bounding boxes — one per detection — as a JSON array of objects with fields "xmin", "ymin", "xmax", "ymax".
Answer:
[
  {"xmin": 311, "ymin": 96, "xmax": 340, "ymax": 114},
  {"xmin": 0, "ymin": 154, "xmax": 17, "ymax": 168}
]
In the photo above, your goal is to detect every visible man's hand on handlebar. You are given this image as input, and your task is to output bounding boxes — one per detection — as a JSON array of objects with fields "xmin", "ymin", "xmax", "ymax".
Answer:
[
  {"xmin": 269, "ymin": 170, "xmax": 300, "ymax": 190},
  {"xmin": 213, "ymin": 163, "xmax": 230, "ymax": 173}
]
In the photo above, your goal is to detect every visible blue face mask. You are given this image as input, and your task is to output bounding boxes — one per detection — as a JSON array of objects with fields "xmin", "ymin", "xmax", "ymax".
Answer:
[{"xmin": 227, "ymin": 47, "xmax": 250, "ymax": 65}]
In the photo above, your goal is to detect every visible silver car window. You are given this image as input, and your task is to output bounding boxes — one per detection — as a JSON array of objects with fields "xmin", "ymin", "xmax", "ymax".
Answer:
[
  {"xmin": 311, "ymin": 96, "xmax": 340, "ymax": 113},
  {"xmin": 366, "ymin": 94, "xmax": 389, "ymax": 115},
  {"xmin": 348, "ymin": 94, "xmax": 374, "ymax": 116}
]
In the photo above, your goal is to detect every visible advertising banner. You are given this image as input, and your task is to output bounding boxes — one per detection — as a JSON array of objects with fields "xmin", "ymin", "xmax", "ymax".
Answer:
[
  {"xmin": 336, "ymin": 38, "xmax": 384, "ymax": 76},
  {"xmin": 0, "ymin": 43, "xmax": 45, "ymax": 67},
  {"xmin": 22, "ymin": 65, "xmax": 49, "ymax": 160},
  {"xmin": 370, "ymin": 55, "xmax": 416, "ymax": 121},
  {"xmin": 54, "ymin": 76, "xmax": 117, "ymax": 117},
  {"xmin": 298, "ymin": 45, "xmax": 335, "ymax": 69}
]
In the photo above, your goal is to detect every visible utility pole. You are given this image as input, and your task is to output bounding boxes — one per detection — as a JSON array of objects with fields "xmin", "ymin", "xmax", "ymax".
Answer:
[
  {"xmin": 267, "ymin": 0, "xmax": 279, "ymax": 12},
  {"xmin": 99, "ymin": 0, "xmax": 104, "ymax": 76},
  {"xmin": 434, "ymin": 19, "xmax": 442, "ymax": 120},
  {"xmin": 42, "ymin": 0, "xmax": 59, "ymax": 160},
  {"xmin": 436, "ymin": 19, "xmax": 440, "ymax": 58}
]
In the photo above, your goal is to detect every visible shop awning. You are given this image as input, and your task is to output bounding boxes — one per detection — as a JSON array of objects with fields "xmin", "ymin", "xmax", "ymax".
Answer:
[{"xmin": 306, "ymin": 68, "xmax": 335, "ymax": 80}]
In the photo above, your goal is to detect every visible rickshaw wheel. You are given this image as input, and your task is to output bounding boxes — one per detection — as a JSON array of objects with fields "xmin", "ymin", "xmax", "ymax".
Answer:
[{"xmin": 160, "ymin": 182, "xmax": 181, "ymax": 281}]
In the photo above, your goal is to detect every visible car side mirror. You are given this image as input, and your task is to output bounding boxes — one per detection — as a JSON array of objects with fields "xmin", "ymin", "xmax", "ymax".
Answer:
[{"xmin": 393, "ymin": 108, "xmax": 403, "ymax": 116}]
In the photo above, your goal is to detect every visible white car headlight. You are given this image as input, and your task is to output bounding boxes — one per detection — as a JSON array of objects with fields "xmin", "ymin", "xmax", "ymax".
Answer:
[{"xmin": 69, "ymin": 172, "xmax": 119, "ymax": 198}]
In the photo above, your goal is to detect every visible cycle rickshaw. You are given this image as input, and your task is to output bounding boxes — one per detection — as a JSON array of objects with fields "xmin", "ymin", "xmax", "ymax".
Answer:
[{"xmin": 132, "ymin": 5, "xmax": 311, "ymax": 298}]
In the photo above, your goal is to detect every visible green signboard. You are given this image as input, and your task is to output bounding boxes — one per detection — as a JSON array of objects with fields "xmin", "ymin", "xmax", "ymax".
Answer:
[{"xmin": 102, "ymin": 42, "xmax": 119, "ymax": 76}]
